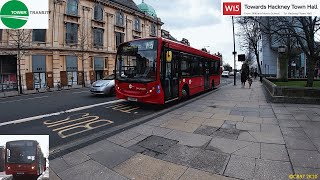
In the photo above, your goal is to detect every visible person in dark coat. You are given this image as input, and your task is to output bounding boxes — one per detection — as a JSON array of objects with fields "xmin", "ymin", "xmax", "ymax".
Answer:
[{"xmin": 241, "ymin": 70, "xmax": 247, "ymax": 88}]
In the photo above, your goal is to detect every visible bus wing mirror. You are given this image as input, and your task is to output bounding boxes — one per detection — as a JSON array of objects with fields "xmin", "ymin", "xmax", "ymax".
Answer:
[{"xmin": 166, "ymin": 51, "xmax": 172, "ymax": 62}]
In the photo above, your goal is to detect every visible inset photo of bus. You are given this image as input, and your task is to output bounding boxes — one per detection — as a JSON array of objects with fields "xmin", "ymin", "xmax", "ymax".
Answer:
[{"xmin": 0, "ymin": 135, "xmax": 49, "ymax": 180}]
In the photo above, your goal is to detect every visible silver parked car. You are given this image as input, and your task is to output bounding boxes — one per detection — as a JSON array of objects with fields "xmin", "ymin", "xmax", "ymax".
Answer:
[{"xmin": 90, "ymin": 74, "xmax": 115, "ymax": 96}]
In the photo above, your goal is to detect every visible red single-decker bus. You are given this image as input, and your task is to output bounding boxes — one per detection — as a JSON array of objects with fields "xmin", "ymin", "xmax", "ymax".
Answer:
[
  {"xmin": 5, "ymin": 140, "xmax": 46, "ymax": 178},
  {"xmin": 115, "ymin": 37, "xmax": 221, "ymax": 104}
]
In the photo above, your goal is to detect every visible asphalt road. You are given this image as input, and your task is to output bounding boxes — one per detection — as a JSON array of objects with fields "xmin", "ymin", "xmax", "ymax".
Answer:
[{"xmin": 0, "ymin": 78, "xmax": 234, "ymax": 153}]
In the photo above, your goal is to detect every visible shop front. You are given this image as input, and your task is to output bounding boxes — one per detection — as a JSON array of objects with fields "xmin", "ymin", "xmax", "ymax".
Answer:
[{"xmin": 0, "ymin": 55, "xmax": 17, "ymax": 92}]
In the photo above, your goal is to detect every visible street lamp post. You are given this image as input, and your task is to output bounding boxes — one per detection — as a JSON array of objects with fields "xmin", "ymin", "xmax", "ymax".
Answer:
[{"xmin": 232, "ymin": 16, "xmax": 237, "ymax": 86}]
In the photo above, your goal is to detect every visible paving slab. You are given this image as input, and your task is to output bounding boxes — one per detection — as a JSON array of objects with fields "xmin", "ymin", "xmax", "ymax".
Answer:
[
  {"xmin": 243, "ymin": 117, "xmax": 263, "ymax": 124},
  {"xmin": 261, "ymin": 143, "xmax": 289, "ymax": 161},
  {"xmin": 298, "ymin": 121, "xmax": 320, "ymax": 138},
  {"xmin": 58, "ymin": 160, "xmax": 128, "ymax": 180},
  {"xmin": 280, "ymin": 127, "xmax": 308, "ymax": 137},
  {"xmin": 161, "ymin": 120, "xmax": 201, "ymax": 133},
  {"xmin": 253, "ymin": 159, "xmax": 293, "ymax": 180},
  {"xmin": 78, "ymin": 140, "xmax": 114, "ymax": 155},
  {"xmin": 130, "ymin": 124, "xmax": 173, "ymax": 137},
  {"xmin": 237, "ymin": 131, "xmax": 258, "ymax": 142},
  {"xmin": 165, "ymin": 130, "xmax": 212, "ymax": 147},
  {"xmin": 162, "ymin": 144, "xmax": 201, "ymax": 166},
  {"xmin": 233, "ymin": 142, "xmax": 260, "ymax": 158},
  {"xmin": 278, "ymin": 119, "xmax": 301, "ymax": 128},
  {"xmin": 189, "ymin": 149, "xmax": 230, "ymax": 174},
  {"xmin": 49, "ymin": 169, "xmax": 61, "ymax": 180},
  {"xmin": 224, "ymin": 155, "xmax": 255, "ymax": 180},
  {"xmin": 135, "ymin": 135, "xmax": 178, "ymax": 154},
  {"xmin": 186, "ymin": 116, "xmax": 207, "ymax": 124},
  {"xmin": 262, "ymin": 118, "xmax": 278, "ymax": 124},
  {"xmin": 288, "ymin": 149, "xmax": 320, "ymax": 168},
  {"xmin": 236, "ymin": 122, "xmax": 260, "ymax": 132},
  {"xmin": 261, "ymin": 124, "xmax": 281, "ymax": 134},
  {"xmin": 202, "ymin": 119, "xmax": 225, "ymax": 128},
  {"xmin": 114, "ymin": 154, "xmax": 187, "ymax": 180},
  {"xmin": 183, "ymin": 111, "xmax": 214, "ymax": 118},
  {"xmin": 211, "ymin": 128, "xmax": 241, "ymax": 140},
  {"xmin": 207, "ymin": 137, "xmax": 253, "ymax": 154},
  {"xmin": 62, "ymin": 150, "xmax": 90, "ymax": 167},
  {"xmin": 50, "ymin": 158, "xmax": 71, "ymax": 174},
  {"xmin": 249, "ymin": 131, "xmax": 285, "ymax": 144},
  {"xmin": 284, "ymin": 136, "xmax": 317, "ymax": 150},
  {"xmin": 276, "ymin": 114, "xmax": 295, "ymax": 120},
  {"xmin": 88, "ymin": 141, "xmax": 136, "ymax": 168},
  {"xmin": 242, "ymin": 111, "xmax": 260, "ymax": 117},
  {"xmin": 179, "ymin": 167, "xmax": 237, "ymax": 180},
  {"xmin": 194, "ymin": 125, "xmax": 218, "ymax": 136},
  {"xmin": 292, "ymin": 114, "xmax": 311, "ymax": 121}
]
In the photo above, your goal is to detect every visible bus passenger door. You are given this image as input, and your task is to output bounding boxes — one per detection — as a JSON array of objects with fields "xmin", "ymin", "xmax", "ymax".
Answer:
[
  {"xmin": 204, "ymin": 61, "xmax": 210, "ymax": 90},
  {"xmin": 162, "ymin": 49, "xmax": 179, "ymax": 101}
]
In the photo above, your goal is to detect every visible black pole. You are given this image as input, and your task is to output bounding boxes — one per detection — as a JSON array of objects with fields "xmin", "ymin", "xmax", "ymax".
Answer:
[{"xmin": 232, "ymin": 16, "xmax": 236, "ymax": 86}]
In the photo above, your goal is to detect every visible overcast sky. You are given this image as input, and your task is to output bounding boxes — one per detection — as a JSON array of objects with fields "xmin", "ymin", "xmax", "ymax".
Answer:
[
  {"xmin": 0, "ymin": 135, "xmax": 49, "ymax": 158},
  {"xmin": 133, "ymin": 0, "xmax": 244, "ymax": 69}
]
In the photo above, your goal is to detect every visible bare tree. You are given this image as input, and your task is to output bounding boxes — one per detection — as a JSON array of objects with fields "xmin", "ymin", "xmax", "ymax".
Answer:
[
  {"xmin": 5, "ymin": 29, "xmax": 32, "ymax": 94},
  {"xmin": 236, "ymin": 17, "xmax": 263, "ymax": 82},
  {"xmin": 258, "ymin": 17, "xmax": 320, "ymax": 87}
]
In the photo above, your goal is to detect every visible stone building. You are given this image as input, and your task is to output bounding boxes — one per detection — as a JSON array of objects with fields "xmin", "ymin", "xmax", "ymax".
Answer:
[{"xmin": 0, "ymin": 0, "xmax": 162, "ymax": 91}]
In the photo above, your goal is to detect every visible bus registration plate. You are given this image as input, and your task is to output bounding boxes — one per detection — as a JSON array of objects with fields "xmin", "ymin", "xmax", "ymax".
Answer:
[{"xmin": 127, "ymin": 97, "xmax": 137, "ymax": 102}]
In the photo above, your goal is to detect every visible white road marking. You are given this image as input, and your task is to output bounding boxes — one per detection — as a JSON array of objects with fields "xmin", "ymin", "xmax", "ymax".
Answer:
[
  {"xmin": 72, "ymin": 91, "xmax": 90, "ymax": 94},
  {"xmin": 0, "ymin": 96, "xmax": 49, "ymax": 104},
  {"xmin": 0, "ymin": 99, "xmax": 124, "ymax": 127}
]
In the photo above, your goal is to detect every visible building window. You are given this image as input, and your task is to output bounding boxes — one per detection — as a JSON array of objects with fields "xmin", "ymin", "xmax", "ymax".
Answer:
[
  {"xmin": 0, "ymin": 29, "xmax": 2, "ymax": 41},
  {"xmin": 94, "ymin": 4, "xmax": 103, "ymax": 21},
  {"xmin": 65, "ymin": 23, "xmax": 78, "ymax": 44},
  {"xmin": 93, "ymin": 28, "xmax": 104, "ymax": 47},
  {"xmin": 150, "ymin": 23, "xmax": 156, "ymax": 36},
  {"xmin": 66, "ymin": 0, "xmax": 78, "ymax": 16},
  {"xmin": 115, "ymin": 32, "xmax": 124, "ymax": 48},
  {"xmin": 32, "ymin": 29, "xmax": 46, "ymax": 42},
  {"xmin": 134, "ymin": 17, "xmax": 140, "ymax": 31},
  {"xmin": 116, "ymin": 11, "xmax": 124, "ymax": 26}
]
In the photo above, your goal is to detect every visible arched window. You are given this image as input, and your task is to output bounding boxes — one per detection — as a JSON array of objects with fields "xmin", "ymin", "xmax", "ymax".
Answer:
[
  {"xmin": 116, "ymin": 11, "xmax": 124, "ymax": 26},
  {"xmin": 67, "ymin": 0, "xmax": 78, "ymax": 16},
  {"xmin": 94, "ymin": 4, "xmax": 103, "ymax": 21},
  {"xmin": 134, "ymin": 17, "xmax": 140, "ymax": 31}
]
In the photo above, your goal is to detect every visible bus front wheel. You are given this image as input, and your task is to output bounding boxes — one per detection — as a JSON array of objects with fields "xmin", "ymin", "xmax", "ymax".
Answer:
[{"xmin": 182, "ymin": 86, "xmax": 189, "ymax": 99}]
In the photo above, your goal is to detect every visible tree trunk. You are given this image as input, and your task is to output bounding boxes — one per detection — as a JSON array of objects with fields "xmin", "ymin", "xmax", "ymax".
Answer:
[
  {"xmin": 306, "ymin": 57, "xmax": 316, "ymax": 87},
  {"xmin": 17, "ymin": 50, "xmax": 23, "ymax": 94},
  {"xmin": 255, "ymin": 51, "xmax": 263, "ymax": 82}
]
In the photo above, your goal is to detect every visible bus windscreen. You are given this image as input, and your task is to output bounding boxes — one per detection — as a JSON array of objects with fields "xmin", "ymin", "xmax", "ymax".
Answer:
[
  {"xmin": 6, "ymin": 141, "xmax": 36, "ymax": 164},
  {"xmin": 116, "ymin": 39, "xmax": 158, "ymax": 83}
]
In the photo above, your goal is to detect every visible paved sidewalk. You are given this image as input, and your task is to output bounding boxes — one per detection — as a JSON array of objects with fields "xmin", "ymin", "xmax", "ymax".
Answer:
[
  {"xmin": 50, "ymin": 79, "xmax": 320, "ymax": 180},
  {"xmin": 0, "ymin": 85, "xmax": 84, "ymax": 98}
]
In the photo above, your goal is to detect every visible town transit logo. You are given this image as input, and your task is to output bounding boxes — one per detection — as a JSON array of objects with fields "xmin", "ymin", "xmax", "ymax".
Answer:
[
  {"xmin": 0, "ymin": 0, "xmax": 29, "ymax": 29},
  {"xmin": 0, "ymin": 0, "xmax": 49, "ymax": 29}
]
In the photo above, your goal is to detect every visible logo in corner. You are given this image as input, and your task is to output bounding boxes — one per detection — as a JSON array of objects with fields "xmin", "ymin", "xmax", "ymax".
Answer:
[
  {"xmin": 223, "ymin": 2, "xmax": 241, "ymax": 15},
  {"xmin": 0, "ymin": 0, "xmax": 29, "ymax": 29}
]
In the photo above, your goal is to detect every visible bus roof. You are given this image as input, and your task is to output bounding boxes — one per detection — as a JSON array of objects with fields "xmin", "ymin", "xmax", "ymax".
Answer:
[{"xmin": 119, "ymin": 37, "xmax": 221, "ymax": 61}]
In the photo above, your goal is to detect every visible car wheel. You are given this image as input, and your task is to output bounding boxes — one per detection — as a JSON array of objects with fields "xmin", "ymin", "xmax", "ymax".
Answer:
[{"xmin": 109, "ymin": 87, "xmax": 116, "ymax": 96}]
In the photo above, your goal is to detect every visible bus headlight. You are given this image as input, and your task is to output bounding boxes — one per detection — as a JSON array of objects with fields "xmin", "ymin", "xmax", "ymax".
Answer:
[
  {"xmin": 31, "ymin": 166, "xmax": 35, "ymax": 170},
  {"xmin": 7, "ymin": 166, "xmax": 10, "ymax": 170}
]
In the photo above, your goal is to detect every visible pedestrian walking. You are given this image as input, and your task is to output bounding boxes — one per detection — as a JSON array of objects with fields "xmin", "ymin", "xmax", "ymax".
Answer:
[
  {"xmin": 241, "ymin": 70, "xmax": 247, "ymax": 88},
  {"xmin": 254, "ymin": 71, "xmax": 258, "ymax": 79}
]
